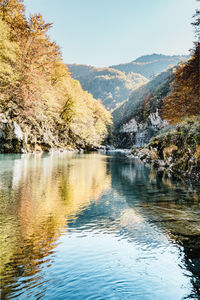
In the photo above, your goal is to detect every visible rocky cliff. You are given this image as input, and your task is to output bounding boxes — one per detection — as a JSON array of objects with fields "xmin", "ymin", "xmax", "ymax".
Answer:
[
  {"xmin": 113, "ymin": 69, "xmax": 174, "ymax": 148},
  {"xmin": 116, "ymin": 110, "xmax": 168, "ymax": 148},
  {"xmin": 130, "ymin": 118, "xmax": 200, "ymax": 181},
  {"xmin": 0, "ymin": 109, "xmax": 71, "ymax": 153},
  {"xmin": 0, "ymin": 104, "xmax": 106, "ymax": 153}
]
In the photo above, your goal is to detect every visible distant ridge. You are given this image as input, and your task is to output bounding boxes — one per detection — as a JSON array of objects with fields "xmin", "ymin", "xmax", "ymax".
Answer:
[
  {"xmin": 133, "ymin": 53, "xmax": 188, "ymax": 63},
  {"xmin": 110, "ymin": 54, "xmax": 189, "ymax": 79}
]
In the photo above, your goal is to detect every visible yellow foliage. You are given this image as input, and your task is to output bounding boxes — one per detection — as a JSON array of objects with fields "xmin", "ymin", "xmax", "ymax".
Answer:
[{"xmin": 0, "ymin": 0, "xmax": 112, "ymax": 148}]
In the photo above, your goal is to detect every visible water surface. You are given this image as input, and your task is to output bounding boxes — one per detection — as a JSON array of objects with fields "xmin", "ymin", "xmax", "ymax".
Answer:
[{"xmin": 0, "ymin": 152, "xmax": 200, "ymax": 299}]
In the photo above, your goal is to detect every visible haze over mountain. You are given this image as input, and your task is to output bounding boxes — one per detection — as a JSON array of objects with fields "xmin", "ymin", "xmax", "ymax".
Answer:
[
  {"xmin": 68, "ymin": 54, "xmax": 188, "ymax": 110},
  {"xmin": 67, "ymin": 65, "xmax": 148, "ymax": 110},
  {"xmin": 110, "ymin": 54, "xmax": 189, "ymax": 79}
]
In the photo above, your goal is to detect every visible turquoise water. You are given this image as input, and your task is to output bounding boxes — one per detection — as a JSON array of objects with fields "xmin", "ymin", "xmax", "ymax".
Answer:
[{"xmin": 0, "ymin": 152, "xmax": 200, "ymax": 299}]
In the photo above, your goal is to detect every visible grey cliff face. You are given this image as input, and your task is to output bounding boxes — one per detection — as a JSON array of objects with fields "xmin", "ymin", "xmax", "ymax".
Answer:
[{"xmin": 116, "ymin": 110, "xmax": 168, "ymax": 148}]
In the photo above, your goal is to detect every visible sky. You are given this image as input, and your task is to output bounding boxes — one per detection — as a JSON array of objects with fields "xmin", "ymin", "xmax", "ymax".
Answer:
[{"xmin": 23, "ymin": 0, "xmax": 199, "ymax": 67}]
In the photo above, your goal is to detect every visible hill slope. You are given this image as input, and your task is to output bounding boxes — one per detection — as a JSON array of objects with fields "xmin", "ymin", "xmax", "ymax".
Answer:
[
  {"xmin": 68, "ymin": 65, "xmax": 148, "ymax": 110},
  {"xmin": 113, "ymin": 68, "xmax": 174, "ymax": 128},
  {"xmin": 112, "ymin": 68, "xmax": 174, "ymax": 148},
  {"xmin": 110, "ymin": 54, "xmax": 189, "ymax": 79},
  {"xmin": 68, "ymin": 54, "xmax": 188, "ymax": 111}
]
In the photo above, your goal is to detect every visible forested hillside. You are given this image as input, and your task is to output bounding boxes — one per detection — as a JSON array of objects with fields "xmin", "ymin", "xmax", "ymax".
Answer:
[
  {"xmin": 68, "ymin": 54, "xmax": 188, "ymax": 111},
  {"xmin": 0, "ymin": 0, "xmax": 112, "ymax": 153},
  {"xmin": 68, "ymin": 65, "xmax": 148, "ymax": 110},
  {"xmin": 111, "ymin": 68, "xmax": 174, "ymax": 148},
  {"xmin": 110, "ymin": 54, "xmax": 189, "ymax": 79},
  {"xmin": 162, "ymin": 46, "xmax": 200, "ymax": 123},
  {"xmin": 112, "ymin": 68, "xmax": 174, "ymax": 130}
]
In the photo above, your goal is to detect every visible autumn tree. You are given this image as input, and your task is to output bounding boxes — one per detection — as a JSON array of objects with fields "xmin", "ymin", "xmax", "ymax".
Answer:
[
  {"xmin": 0, "ymin": 0, "xmax": 112, "ymax": 149},
  {"xmin": 0, "ymin": 0, "xmax": 26, "ymax": 38},
  {"xmin": 0, "ymin": 17, "xmax": 19, "ymax": 97},
  {"xmin": 161, "ymin": 9, "xmax": 200, "ymax": 124}
]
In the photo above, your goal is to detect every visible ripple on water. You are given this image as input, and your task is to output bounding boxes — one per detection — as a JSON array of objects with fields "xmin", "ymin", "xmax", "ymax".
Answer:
[{"xmin": 0, "ymin": 152, "xmax": 199, "ymax": 299}]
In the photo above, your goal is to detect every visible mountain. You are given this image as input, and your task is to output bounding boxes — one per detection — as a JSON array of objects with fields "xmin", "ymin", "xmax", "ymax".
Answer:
[
  {"xmin": 112, "ymin": 67, "xmax": 174, "ymax": 128},
  {"xmin": 110, "ymin": 54, "xmax": 189, "ymax": 79},
  {"xmin": 68, "ymin": 54, "xmax": 188, "ymax": 111},
  {"xmin": 68, "ymin": 65, "xmax": 148, "ymax": 110},
  {"xmin": 68, "ymin": 64, "xmax": 97, "ymax": 79},
  {"xmin": 112, "ymin": 68, "xmax": 174, "ymax": 148}
]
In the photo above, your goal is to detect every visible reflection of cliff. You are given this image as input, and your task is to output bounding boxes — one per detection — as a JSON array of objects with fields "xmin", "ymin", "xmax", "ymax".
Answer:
[
  {"xmin": 111, "ymin": 156, "xmax": 200, "ymax": 204},
  {"xmin": 0, "ymin": 153, "xmax": 111, "ymax": 297},
  {"xmin": 110, "ymin": 157, "xmax": 200, "ymax": 298}
]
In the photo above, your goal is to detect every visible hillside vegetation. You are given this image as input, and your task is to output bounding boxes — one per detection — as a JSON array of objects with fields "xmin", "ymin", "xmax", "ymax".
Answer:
[
  {"xmin": 68, "ymin": 54, "xmax": 187, "ymax": 112},
  {"xmin": 132, "ymin": 118, "xmax": 200, "ymax": 180},
  {"xmin": 112, "ymin": 68, "xmax": 174, "ymax": 130},
  {"xmin": 162, "ymin": 45, "xmax": 200, "ymax": 123},
  {"xmin": 68, "ymin": 64, "xmax": 148, "ymax": 110},
  {"xmin": 0, "ymin": 0, "xmax": 112, "ymax": 153}
]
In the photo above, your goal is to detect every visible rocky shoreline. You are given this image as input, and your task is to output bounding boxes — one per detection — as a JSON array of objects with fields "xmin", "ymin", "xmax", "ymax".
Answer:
[
  {"xmin": 127, "ymin": 149, "xmax": 200, "ymax": 181},
  {"xmin": 0, "ymin": 110, "xmax": 104, "ymax": 154},
  {"xmin": 127, "ymin": 119, "xmax": 200, "ymax": 181},
  {"xmin": 1, "ymin": 107, "xmax": 199, "ymax": 184}
]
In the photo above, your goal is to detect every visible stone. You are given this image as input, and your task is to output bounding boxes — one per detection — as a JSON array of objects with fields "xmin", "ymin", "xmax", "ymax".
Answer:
[
  {"xmin": 118, "ymin": 110, "xmax": 168, "ymax": 148},
  {"xmin": 163, "ymin": 145, "xmax": 178, "ymax": 162},
  {"xmin": 150, "ymin": 147, "xmax": 158, "ymax": 160},
  {"xmin": 13, "ymin": 122, "xmax": 23, "ymax": 140}
]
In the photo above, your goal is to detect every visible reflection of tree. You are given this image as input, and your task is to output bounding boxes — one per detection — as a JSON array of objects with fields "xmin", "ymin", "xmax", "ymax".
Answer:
[
  {"xmin": 0, "ymin": 153, "xmax": 111, "ymax": 298},
  {"xmin": 110, "ymin": 157, "xmax": 200, "ymax": 298},
  {"xmin": 1, "ymin": 153, "xmax": 200, "ymax": 299}
]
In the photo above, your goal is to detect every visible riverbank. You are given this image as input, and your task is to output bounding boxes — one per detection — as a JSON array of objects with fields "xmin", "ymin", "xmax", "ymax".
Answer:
[
  {"xmin": 128, "ymin": 118, "xmax": 200, "ymax": 181},
  {"xmin": 1, "ymin": 106, "xmax": 199, "ymax": 184},
  {"xmin": 0, "ymin": 108, "xmax": 109, "ymax": 153}
]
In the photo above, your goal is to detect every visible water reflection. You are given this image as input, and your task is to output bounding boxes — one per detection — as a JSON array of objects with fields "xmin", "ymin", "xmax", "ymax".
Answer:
[
  {"xmin": 0, "ymin": 153, "xmax": 200, "ymax": 299},
  {"xmin": 0, "ymin": 153, "xmax": 111, "ymax": 298},
  {"xmin": 110, "ymin": 156, "xmax": 200, "ymax": 299}
]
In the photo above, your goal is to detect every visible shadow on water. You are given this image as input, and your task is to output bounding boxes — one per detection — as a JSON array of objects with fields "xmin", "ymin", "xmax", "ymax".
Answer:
[
  {"xmin": 0, "ymin": 152, "xmax": 199, "ymax": 299},
  {"xmin": 108, "ymin": 154, "xmax": 200, "ymax": 299}
]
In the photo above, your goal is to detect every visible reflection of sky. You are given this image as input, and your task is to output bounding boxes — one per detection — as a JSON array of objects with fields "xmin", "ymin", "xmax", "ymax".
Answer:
[
  {"xmin": 67, "ymin": 190, "xmax": 168, "ymax": 250},
  {"xmin": 15, "ymin": 226, "xmax": 191, "ymax": 300}
]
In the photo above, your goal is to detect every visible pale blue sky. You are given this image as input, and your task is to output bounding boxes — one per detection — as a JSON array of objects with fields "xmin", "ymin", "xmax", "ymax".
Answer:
[{"xmin": 23, "ymin": 0, "xmax": 199, "ymax": 67}]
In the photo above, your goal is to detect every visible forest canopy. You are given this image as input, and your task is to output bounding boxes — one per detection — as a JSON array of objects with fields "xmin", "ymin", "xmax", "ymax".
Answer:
[{"xmin": 0, "ymin": 0, "xmax": 112, "ymax": 150}]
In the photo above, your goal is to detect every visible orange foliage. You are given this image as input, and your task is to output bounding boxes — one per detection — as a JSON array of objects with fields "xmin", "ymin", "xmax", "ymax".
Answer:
[{"xmin": 161, "ymin": 43, "xmax": 200, "ymax": 124}]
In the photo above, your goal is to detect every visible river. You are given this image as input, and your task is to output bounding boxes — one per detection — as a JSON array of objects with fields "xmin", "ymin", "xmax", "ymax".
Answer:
[{"xmin": 0, "ymin": 152, "xmax": 200, "ymax": 299}]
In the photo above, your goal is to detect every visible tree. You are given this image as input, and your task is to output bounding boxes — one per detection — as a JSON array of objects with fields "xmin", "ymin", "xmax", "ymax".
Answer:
[
  {"xmin": 192, "ymin": 9, "xmax": 200, "ymax": 41},
  {"xmin": 161, "ymin": 8, "xmax": 200, "ymax": 124},
  {"xmin": 0, "ymin": 17, "xmax": 19, "ymax": 98},
  {"xmin": 0, "ymin": 0, "xmax": 26, "ymax": 37},
  {"xmin": 0, "ymin": 0, "xmax": 112, "ymax": 148}
]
